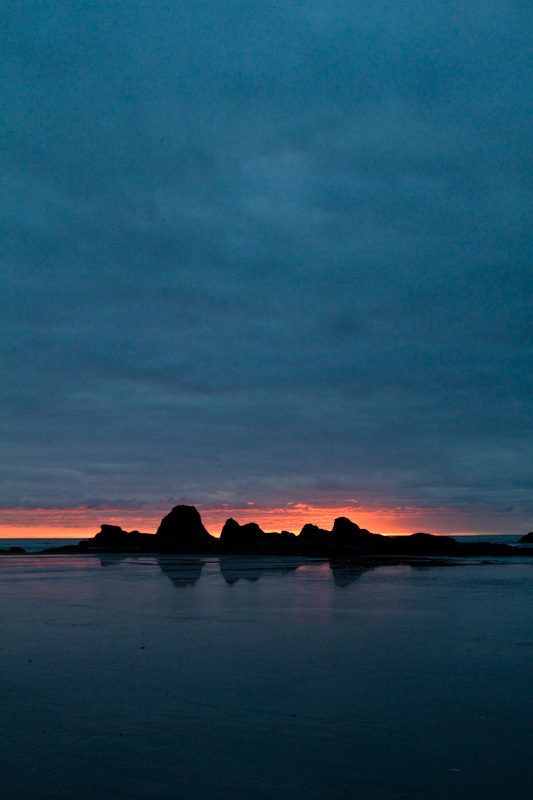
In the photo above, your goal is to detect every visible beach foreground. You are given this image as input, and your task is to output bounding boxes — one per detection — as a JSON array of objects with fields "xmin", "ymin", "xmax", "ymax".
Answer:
[{"xmin": 0, "ymin": 555, "xmax": 532, "ymax": 799}]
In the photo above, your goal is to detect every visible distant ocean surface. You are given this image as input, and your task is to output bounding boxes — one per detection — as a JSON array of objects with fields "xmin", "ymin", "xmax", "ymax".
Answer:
[
  {"xmin": 0, "ymin": 537, "xmax": 87, "ymax": 552},
  {"xmin": 1, "ymin": 534, "xmax": 531, "ymax": 553}
]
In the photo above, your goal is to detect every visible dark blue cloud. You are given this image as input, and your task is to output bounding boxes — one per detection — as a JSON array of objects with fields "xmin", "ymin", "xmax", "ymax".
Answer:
[{"xmin": 1, "ymin": 1, "xmax": 532, "ymax": 529}]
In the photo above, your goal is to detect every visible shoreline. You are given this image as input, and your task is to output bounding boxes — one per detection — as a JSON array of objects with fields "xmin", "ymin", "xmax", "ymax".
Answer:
[{"xmin": 2, "ymin": 542, "xmax": 532, "ymax": 560}]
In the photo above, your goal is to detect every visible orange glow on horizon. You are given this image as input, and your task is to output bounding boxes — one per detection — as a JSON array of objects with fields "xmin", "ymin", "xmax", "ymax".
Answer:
[
  {"xmin": 0, "ymin": 507, "xmax": 164, "ymax": 539},
  {"xmin": 0, "ymin": 502, "xmax": 481, "ymax": 539}
]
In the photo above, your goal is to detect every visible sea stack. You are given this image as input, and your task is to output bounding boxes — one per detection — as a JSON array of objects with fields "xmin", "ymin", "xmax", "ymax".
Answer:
[
  {"xmin": 92, "ymin": 525, "xmax": 149, "ymax": 549},
  {"xmin": 155, "ymin": 505, "xmax": 217, "ymax": 551},
  {"xmin": 331, "ymin": 516, "xmax": 382, "ymax": 547},
  {"xmin": 219, "ymin": 518, "xmax": 289, "ymax": 550},
  {"xmin": 220, "ymin": 518, "xmax": 264, "ymax": 549}
]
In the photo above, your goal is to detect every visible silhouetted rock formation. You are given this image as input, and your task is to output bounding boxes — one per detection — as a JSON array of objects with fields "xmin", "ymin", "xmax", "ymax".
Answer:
[
  {"xmin": 297, "ymin": 518, "xmax": 386, "ymax": 553},
  {"xmin": 29, "ymin": 504, "xmax": 533, "ymax": 559},
  {"xmin": 280, "ymin": 530, "xmax": 296, "ymax": 541},
  {"xmin": 155, "ymin": 505, "xmax": 217, "ymax": 552},
  {"xmin": 90, "ymin": 525, "xmax": 151, "ymax": 552},
  {"xmin": 385, "ymin": 532, "xmax": 529, "ymax": 558},
  {"xmin": 299, "ymin": 523, "xmax": 330, "ymax": 543},
  {"xmin": 220, "ymin": 519, "xmax": 295, "ymax": 552},
  {"xmin": 387, "ymin": 532, "xmax": 461, "ymax": 556},
  {"xmin": 95, "ymin": 524, "xmax": 124, "ymax": 541},
  {"xmin": 220, "ymin": 518, "xmax": 264, "ymax": 549},
  {"xmin": 331, "ymin": 517, "xmax": 386, "ymax": 549}
]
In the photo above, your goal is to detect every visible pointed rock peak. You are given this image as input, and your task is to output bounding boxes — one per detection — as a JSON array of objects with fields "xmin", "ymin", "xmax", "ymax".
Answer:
[
  {"xmin": 220, "ymin": 517, "xmax": 265, "ymax": 547},
  {"xmin": 298, "ymin": 523, "xmax": 331, "ymax": 540},
  {"xmin": 221, "ymin": 518, "xmax": 240, "ymax": 535},
  {"xmin": 332, "ymin": 517, "xmax": 360, "ymax": 533},
  {"xmin": 220, "ymin": 518, "xmax": 264, "ymax": 535},
  {"xmin": 242, "ymin": 522, "xmax": 263, "ymax": 535},
  {"xmin": 300, "ymin": 523, "xmax": 319, "ymax": 535},
  {"xmin": 164, "ymin": 505, "xmax": 203, "ymax": 526},
  {"xmin": 155, "ymin": 504, "xmax": 214, "ymax": 542}
]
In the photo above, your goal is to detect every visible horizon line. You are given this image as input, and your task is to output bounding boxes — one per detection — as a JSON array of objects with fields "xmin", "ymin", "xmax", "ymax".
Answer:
[{"xmin": 0, "ymin": 501, "xmax": 529, "ymax": 539}]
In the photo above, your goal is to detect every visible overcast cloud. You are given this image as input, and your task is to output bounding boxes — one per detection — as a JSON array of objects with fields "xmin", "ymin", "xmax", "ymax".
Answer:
[{"xmin": 2, "ymin": 1, "xmax": 532, "ymax": 531}]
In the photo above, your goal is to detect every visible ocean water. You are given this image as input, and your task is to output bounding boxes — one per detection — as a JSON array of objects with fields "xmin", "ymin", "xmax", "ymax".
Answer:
[
  {"xmin": 0, "ymin": 537, "xmax": 87, "ymax": 552},
  {"xmin": 0, "ymin": 554, "xmax": 532, "ymax": 799}
]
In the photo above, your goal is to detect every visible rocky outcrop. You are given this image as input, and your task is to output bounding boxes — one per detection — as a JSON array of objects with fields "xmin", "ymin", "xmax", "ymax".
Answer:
[
  {"xmin": 26, "ymin": 504, "xmax": 533, "ymax": 559},
  {"xmin": 90, "ymin": 525, "xmax": 151, "ymax": 551},
  {"xmin": 279, "ymin": 530, "xmax": 296, "ymax": 542},
  {"xmin": 331, "ymin": 516, "xmax": 386, "ymax": 548},
  {"xmin": 220, "ymin": 518, "xmax": 264, "ymax": 549},
  {"xmin": 298, "ymin": 518, "xmax": 386, "ymax": 552},
  {"xmin": 385, "ymin": 532, "xmax": 461, "ymax": 556},
  {"xmin": 298, "ymin": 523, "xmax": 330, "ymax": 543},
  {"xmin": 220, "ymin": 518, "xmax": 294, "ymax": 551},
  {"xmin": 155, "ymin": 505, "xmax": 217, "ymax": 551}
]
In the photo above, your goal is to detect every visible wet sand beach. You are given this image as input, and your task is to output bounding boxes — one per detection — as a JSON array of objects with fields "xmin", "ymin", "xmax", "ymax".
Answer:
[{"xmin": 0, "ymin": 555, "xmax": 532, "ymax": 799}]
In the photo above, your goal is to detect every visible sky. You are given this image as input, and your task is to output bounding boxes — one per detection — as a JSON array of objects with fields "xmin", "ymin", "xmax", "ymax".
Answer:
[{"xmin": 2, "ymin": 1, "xmax": 532, "ymax": 537}]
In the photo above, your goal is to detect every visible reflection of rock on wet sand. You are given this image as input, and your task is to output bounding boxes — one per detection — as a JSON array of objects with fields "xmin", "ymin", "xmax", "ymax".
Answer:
[
  {"xmin": 329, "ymin": 558, "xmax": 461, "ymax": 586},
  {"xmin": 97, "ymin": 553, "xmax": 470, "ymax": 588},
  {"xmin": 328, "ymin": 560, "xmax": 424, "ymax": 586},
  {"xmin": 218, "ymin": 556, "xmax": 303, "ymax": 585},
  {"xmin": 329, "ymin": 560, "xmax": 378, "ymax": 587},
  {"xmin": 158, "ymin": 558, "xmax": 205, "ymax": 587}
]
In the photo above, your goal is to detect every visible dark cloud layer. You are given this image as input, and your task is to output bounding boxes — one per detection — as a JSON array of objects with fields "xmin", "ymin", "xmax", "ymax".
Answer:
[{"xmin": 2, "ymin": 1, "xmax": 532, "ymax": 530}]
